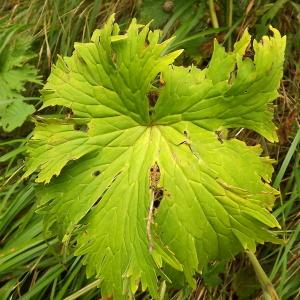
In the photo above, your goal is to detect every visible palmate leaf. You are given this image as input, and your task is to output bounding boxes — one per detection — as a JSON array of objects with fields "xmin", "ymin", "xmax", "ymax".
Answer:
[
  {"xmin": 25, "ymin": 15, "xmax": 285, "ymax": 299},
  {"xmin": 0, "ymin": 99, "xmax": 35, "ymax": 132},
  {"xmin": 0, "ymin": 19, "xmax": 40, "ymax": 132}
]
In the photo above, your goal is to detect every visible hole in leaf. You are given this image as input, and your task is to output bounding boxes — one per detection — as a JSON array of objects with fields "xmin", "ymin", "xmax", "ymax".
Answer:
[
  {"xmin": 215, "ymin": 131, "xmax": 224, "ymax": 144},
  {"xmin": 93, "ymin": 170, "xmax": 101, "ymax": 177},
  {"xmin": 147, "ymin": 90, "xmax": 159, "ymax": 107},
  {"xmin": 150, "ymin": 163, "xmax": 160, "ymax": 187},
  {"xmin": 154, "ymin": 188, "xmax": 164, "ymax": 208},
  {"xmin": 64, "ymin": 108, "xmax": 74, "ymax": 119},
  {"xmin": 73, "ymin": 124, "xmax": 88, "ymax": 132},
  {"xmin": 149, "ymin": 163, "xmax": 164, "ymax": 208},
  {"xmin": 147, "ymin": 163, "xmax": 164, "ymax": 251},
  {"xmin": 153, "ymin": 199, "xmax": 160, "ymax": 208}
]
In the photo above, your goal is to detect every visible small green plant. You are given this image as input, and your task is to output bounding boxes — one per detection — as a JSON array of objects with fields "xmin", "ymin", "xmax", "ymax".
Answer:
[
  {"xmin": 25, "ymin": 15, "xmax": 285, "ymax": 299},
  {"xmin": 0, "ymin": 18, "xmax": 40, "ymax": 132}
]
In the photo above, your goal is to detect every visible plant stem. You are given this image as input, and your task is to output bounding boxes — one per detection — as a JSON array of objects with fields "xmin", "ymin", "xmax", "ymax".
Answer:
[
  {"xmin": 208, "ymin": 0, "xmax": 219, "ymax": 28},
  {"xmin": 226, "ymin": 0, "xmax": 233, "ymax": 50},
  {"xmin": 246, "ymin": 251, "xmax": 280, "ymax": 300}
]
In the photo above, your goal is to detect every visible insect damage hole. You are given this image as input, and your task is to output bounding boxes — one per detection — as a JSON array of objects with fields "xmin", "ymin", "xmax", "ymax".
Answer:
[
  {"xmin": 92, "ymin": 170, "xmax": 101, "ymax": 177},
  {"xmin": 147, "ymin": 90, "xmax": 159, "ymax": 107},
  {"xmin": 153, "ymin": 188, "xmax": 164, "ymax": 208},
  {"xmin": 73, "ymin": 123, "xmax": 88, "ymax": 132},
  {"xmin": 147, "ymin": 162, "xmax": 164, "ymax": 252}
]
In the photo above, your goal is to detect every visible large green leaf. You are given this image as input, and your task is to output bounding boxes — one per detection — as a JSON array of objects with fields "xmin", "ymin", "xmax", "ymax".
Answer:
[
  {"xmin": 0, "ymin": 99, "xmax": 35, "ymax": 132},
  {"xmin": 0, "ymin": 19, "xmax": 40, "ymax": 132},
  {"xmin": 25, "ymin": 15, "xmax": 285, "ymax": 299}
]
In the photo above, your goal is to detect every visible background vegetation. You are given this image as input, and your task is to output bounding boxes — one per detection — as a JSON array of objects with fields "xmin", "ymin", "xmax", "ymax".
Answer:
[{"xmin": 0, "ymin": 0, "xmax": 299, "ymax": 299}]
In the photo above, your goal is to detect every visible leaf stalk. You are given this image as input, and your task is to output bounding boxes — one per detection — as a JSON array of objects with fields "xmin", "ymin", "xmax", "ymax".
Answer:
[
  {"xmin": 208, "ymin": 0, "xmax": 219, "ymax": 28},
  {"xmin": 247, "ymin": 251, "xmax": 280, "ymax": 300}
]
